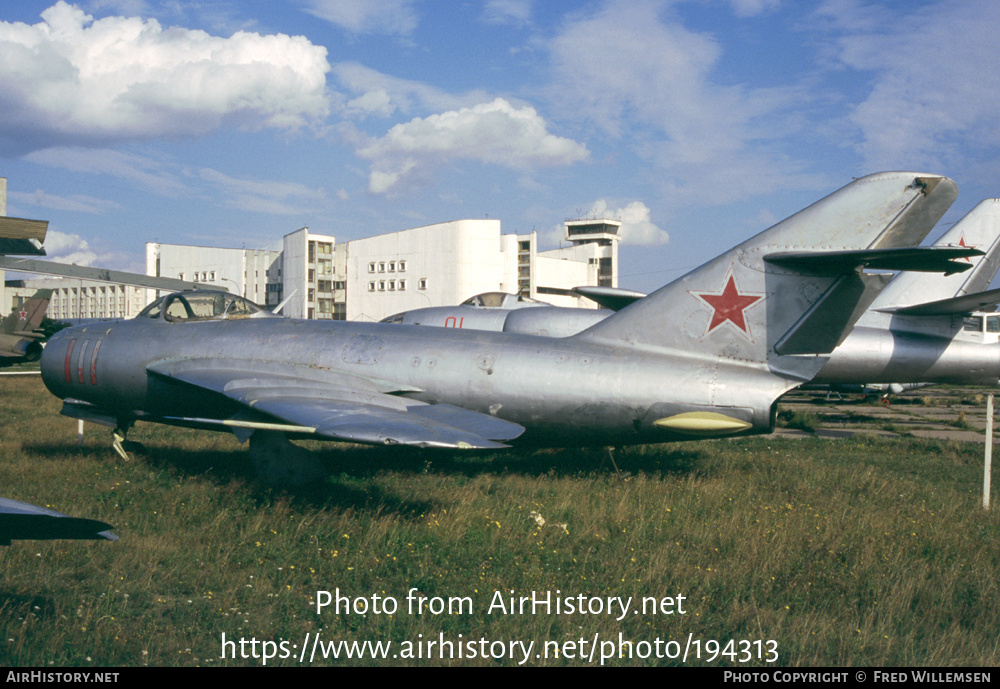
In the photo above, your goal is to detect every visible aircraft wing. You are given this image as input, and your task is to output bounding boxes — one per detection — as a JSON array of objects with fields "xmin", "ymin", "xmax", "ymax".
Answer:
[
  {"xmin": 878, "ymin": 286, "xmax": 1000, "ymax": 316},
  {"xmin": 0, "ymin": 497, "xmax": 117, "ymax": 545},
  {"xmin": 146, "ymin": 359, "xmax": 524, "ymax": 449}
]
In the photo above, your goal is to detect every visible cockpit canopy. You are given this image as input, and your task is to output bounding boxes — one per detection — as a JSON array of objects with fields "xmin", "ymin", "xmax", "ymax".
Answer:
[
  {"xmin": 137, "ymin": 291, "xmax": 274, "ymax": 322},
  {"xmin": 460, "ymin": 292, "xmax": 545, "ymax": 308}
]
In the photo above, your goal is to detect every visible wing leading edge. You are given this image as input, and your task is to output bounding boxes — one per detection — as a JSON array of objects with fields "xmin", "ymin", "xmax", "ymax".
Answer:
[{"xmin": 146, "ymin": 359, "xmax": 524, "ymax": 449}]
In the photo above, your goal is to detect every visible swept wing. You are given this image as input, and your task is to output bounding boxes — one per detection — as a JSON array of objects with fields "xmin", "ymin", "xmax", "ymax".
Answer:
[{"xmin": 146, "ymin": 358, "xmax": 524, "ymax": 449}]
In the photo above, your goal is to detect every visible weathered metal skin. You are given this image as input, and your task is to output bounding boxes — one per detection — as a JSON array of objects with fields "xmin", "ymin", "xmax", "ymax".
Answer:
[
  {"xmin": 812, "ymin": 323, "xmax": 1000, "ymax": 385},
  {"xmin": 39, "ymin": 172, "xmax": 959, "ymax": 452},
  {"xmin": 41, "ymin": 316, "xmax": 781, "ymax": 446},
  {"xmin": 385, "ymin": 302, "xmax": 612, "ymax": 337}
]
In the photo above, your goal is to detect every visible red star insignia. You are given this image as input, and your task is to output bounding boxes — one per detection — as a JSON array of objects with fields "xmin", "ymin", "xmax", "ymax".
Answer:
[
  {"xmin": 18, "ymin": 309, "xmax": 26, "ymax": 320},
  {"xmin": 690, "ymin": 269, "xmax": 763, "ymax": 337},
  {"xmin": 957, "ymin": 235, "xmax": 978, "ymax": 263}
]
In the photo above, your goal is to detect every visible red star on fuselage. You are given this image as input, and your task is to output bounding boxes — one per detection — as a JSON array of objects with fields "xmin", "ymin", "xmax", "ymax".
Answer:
[{"xmin": 690, "ymin": 270, "xmax": 763, "ymax": 337}]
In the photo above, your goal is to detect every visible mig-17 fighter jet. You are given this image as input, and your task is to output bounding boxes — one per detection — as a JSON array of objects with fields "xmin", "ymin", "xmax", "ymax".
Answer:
[{"xmin": 40, "ymin": 173, "xmax": 968, "ymax": 481}]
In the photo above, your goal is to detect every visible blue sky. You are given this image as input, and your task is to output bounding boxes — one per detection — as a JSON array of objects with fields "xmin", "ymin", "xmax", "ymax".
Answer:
[{"xmin": 1, "ymin": 0, "xmax": 999, "ymax": 292}]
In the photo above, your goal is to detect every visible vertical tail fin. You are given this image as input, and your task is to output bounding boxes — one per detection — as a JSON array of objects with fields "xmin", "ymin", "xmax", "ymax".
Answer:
[
  {"xmin": 868, "ymin": 199, "xmax": 1000, "ymax": 309},
  {"xmin": 574, "ymin": 172, "xmax": 957, "ymax": 381},
  {"xmin": 2, "ymin": 289, "xmax": 52, "ymax": 334}
]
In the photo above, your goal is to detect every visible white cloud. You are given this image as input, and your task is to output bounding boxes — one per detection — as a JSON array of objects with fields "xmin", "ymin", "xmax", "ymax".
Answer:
[
  {"xmin": 24, "ymin": 147, "xmax": 326, "ymax": 215},
  {"xmin": 548, "ymin": 0, "xmax": 825, "ymax": 205},
  {"xmin": 483, "ymin": 0, "xmax": 535, "ymax": 25},
  {"xmin": 0, "ymin": 1, "xmax": 330, "ymax": 154},
  {"xmin": 358, "ymin": 98, "xmax": 589, "ymax": 194},
  {"xmin": 586, "ymin": 200, "xmax": 669, "ymax": 245},
  {"xmin": 332, "ymin": 62, "xmax": 491, "ymax": 118},
  {"xmin": 24, "ymin": 147, "xmax": 187, "ymax": 196},
  {"xmin": 301, "ymin": 0, "xmax": 419, "ymax": 35},
  {"xmin": 819, "ymin": 0, "xmax": 1000, "ymax": 170},
  {"xmin": 197, "ymin": 168, "xmax": 326, "ymax": 215},
  {"xmin": 9, "ymin": 189, "xmax": 120, "ymax": 215},
  {"xmin": 542, "ymin": 199, "xmax": 668, "ymax": 247},
  {"xmin": 345, "ymin": 89, "xmax": 396, "ymax": 118},
  {"xmin": 41, "ymin": 229, "xmax": 99, "ymax": 265},
  {"xmin": 727, "ymin": 0, "xmax": 780, "ymax": 17}
]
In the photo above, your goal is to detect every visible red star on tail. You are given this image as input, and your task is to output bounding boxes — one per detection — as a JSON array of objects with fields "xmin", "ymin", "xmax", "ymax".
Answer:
[
  {"xmin": 958, "ymin": 235, "xmax": 978, "ymax": 263},
  {"xmin": 690, "ymin": 270, "xmax": 763, "ymax": 338}
]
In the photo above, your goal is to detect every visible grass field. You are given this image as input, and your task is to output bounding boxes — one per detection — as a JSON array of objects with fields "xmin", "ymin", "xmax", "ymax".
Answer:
[{"xmin": 1, "ymin": 375, "xmax": 998, "ymax": 666}]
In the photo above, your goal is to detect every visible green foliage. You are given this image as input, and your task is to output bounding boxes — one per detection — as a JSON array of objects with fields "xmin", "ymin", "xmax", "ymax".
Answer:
[
  {"xmin": 1, "ymin": 378, "xmax": 998, "ymax": 666},
  {"xmin": 37, "ymin": 318, "xmax": 74, "ymax": 342}
]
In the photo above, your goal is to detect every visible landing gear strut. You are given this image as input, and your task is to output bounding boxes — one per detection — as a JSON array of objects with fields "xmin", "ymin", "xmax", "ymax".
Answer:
[
  {"xmin": 110, "ymin": 419, "xmax": 146, "ymax": 460},
  {"xmin": 598, "ymin": 446, "xmax": 630, "ymax": 483}
]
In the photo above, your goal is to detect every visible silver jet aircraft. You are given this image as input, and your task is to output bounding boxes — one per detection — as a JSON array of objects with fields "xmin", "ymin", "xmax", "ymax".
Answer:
[
  {"xmin": 380, "ymin": 290, "xmax": 619, "ymax": 337},
  {"xmin": 39, "ymin": 173, "xmax": 966, "ymax": 480},
  {"xmin": 811, "ymin": 198, "xmax": 1000, "ymax": 387},
  {"xmin": 390, "ymin": 200, "xmax": 1000, "ymax": 395}
]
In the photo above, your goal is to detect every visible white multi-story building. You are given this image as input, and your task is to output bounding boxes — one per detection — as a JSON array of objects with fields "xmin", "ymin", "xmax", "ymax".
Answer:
[
  {"xmin": 279, "ymin": 228, "xmax": 341, "ymax": 319},
  {"xmin": 143, "ymin": 217, "xmax": 621, "ymax": 322},
  {"xmin": 18, "ymin": 278, "xmax": 146, "ymax": 320},
  {"xmin": 145, "ymin": 243, "xmax": 282, "ymax": 306}
]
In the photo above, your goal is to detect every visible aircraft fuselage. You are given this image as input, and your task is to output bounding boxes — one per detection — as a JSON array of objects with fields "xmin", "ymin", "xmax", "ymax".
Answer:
[{"xmin": 40, "ymin": 316, "xmax": 789, "ymax": 447}]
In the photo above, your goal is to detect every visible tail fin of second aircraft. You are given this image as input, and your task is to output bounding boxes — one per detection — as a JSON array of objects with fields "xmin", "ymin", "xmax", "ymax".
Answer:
[
  {"xmin": 867, "ymin": 198, "xmax": 1000, "ymax": 310},
  {"xmin": 574, "ymin": 172, "xmax": 958, "ymax": 382},
  {"xmin": 0, "ymin": 289, "xmax": 52, "ymax": 335}
]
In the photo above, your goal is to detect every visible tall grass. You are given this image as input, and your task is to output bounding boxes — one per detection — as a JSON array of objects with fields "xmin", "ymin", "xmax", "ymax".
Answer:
[{"xmin": 0, "ymin": 377, "xmax": 997, "ymax": 666}]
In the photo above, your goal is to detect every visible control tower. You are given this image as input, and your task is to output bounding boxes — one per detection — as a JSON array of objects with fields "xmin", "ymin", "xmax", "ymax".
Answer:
[{"xmin": 564, "ymin": 218, "xmax": 621, "ymax": 287}]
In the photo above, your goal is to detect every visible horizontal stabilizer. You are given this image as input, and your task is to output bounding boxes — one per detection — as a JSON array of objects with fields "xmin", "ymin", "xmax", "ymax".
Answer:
[
  {"xmin": 879, "ymin": 286, "xmax": 1000, "ymax": 316},
  {"xmin": 775, "ymin": 273, "xmax": 891, "ymax": 355},
  {"xmin": 765, "ymin": 246, "xmax": 984, "ymax": 276},
  {"xmin": 572, "ymin": 286, "xmax": 647, "ymax": 311},
  {"xmin": 576, "ymin": 172, "xmax": 957, "ymax": 385}
]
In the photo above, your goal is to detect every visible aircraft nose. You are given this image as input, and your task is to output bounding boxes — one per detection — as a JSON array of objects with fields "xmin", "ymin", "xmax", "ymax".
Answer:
[{"xmin": 39, "ymin": 326, "xmax": 77, "ymax": 395}]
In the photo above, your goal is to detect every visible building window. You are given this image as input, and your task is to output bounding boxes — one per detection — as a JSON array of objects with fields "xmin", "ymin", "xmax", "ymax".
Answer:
[
  {"xmin": 369, "ymin": 262, "xmax": 376, "ymax": 273},
  {"xmin": 388, "ymin": 280, "xmax": 395, "ymax": 291},
  {"xmin": 369, "ymin": 282, "xmax": 376, "ymax": 291},
  {"xmin": 398, "ymin": 279, "xmax": 406, "ymax": 291},
  {"xmin": 389, "ymin": 261, "xmax": 396, "ymax": 272},
  {"xmin": 378, "ymin": 281, "xmax": 386, "ymax": 291},
  {"xmin": 398, "ymin": 260, "xmax": 406, "ymax": 272},
  {"xmin": 378, "ymin": 262, "xmax": 386, "ymax": 273},
  {"xmin": 419, "ymin": 278, "xmax": 427, "ymax": 290}
]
